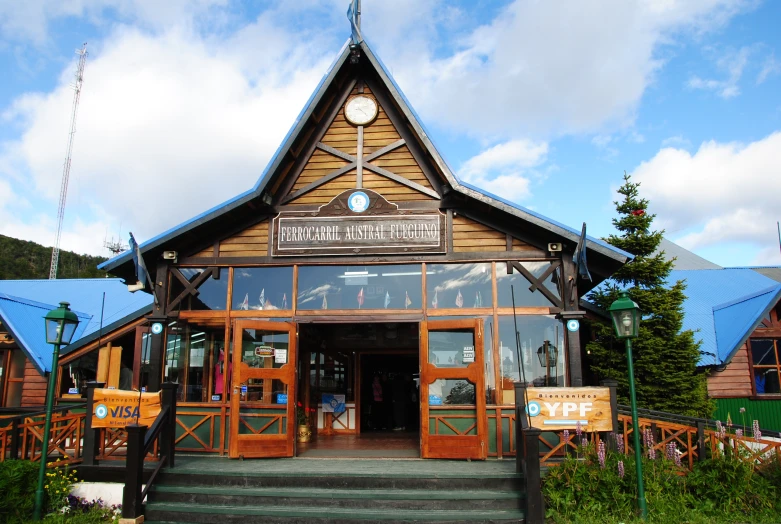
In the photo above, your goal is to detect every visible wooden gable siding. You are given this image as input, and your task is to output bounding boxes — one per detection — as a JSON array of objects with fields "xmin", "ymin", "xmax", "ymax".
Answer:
[
  {"xmin": 285, "ymin": 85, "xmax": 437, "ymax": 205},
  {"xmin": 707, "ymin": 343, "xmax": 753, "ymax": 398},
  {"xmin": 21, "ymin": 359, "xmax": 46, "ymax": 407},
  {"xmin": 453, "ymin": 215, "xmax": 516, "ymax": 253},
  {"xmin": 190, "ymin": 220, "xmax": 269, "ymax": 258}
]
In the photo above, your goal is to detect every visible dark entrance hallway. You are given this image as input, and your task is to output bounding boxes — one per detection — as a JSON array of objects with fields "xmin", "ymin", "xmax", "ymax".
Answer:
[{"xmin": 297, "ymin": 322, "xmax": 420, "ymax": 457}]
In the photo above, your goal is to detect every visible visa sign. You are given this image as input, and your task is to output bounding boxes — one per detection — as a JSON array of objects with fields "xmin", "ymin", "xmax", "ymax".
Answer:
[
  {"xmin": 524, "ymin": 387, "xmax": 612, "ymax": 432},
  {"xmin": 91, "ymin": 389, "xmax": 161, "ymax": 428}
]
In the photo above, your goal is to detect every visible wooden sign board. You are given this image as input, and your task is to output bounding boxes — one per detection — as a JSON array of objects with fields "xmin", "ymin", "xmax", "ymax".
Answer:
[
  {"xmin": 525, "ymin": 387, "xmax": 612, "ymax": 432},
  {"xmin": 91, "ymin": 389, "xmax": 161, "ymax": 428},
  {"xmin": 272, "ymin": 189, "xmax": 446, "ymax": 256}
]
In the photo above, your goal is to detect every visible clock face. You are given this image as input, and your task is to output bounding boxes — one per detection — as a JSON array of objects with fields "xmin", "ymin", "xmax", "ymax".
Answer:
[{"xmin": 345, "ymin": 95, "xmax": 378, "ymax": 125}]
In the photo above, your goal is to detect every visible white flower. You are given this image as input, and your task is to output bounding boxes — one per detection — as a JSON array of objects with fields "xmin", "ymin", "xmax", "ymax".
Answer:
[{"xmin": 59, "ymin": 506, "xmax": 70, "ymax": 514}]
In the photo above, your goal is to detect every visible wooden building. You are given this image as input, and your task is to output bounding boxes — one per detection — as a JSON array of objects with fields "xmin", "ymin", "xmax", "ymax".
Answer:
[{"xmin": 98, "ymin": 37, "xmax": 630, "ymax": 459}]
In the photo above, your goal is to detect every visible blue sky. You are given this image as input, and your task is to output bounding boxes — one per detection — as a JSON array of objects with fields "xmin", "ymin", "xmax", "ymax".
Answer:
[{"xmin": 1, "ymin": 0, "xmax": 779, "ymax": 267}]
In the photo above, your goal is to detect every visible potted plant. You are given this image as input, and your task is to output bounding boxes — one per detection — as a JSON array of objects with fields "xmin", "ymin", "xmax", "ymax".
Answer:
[{"xmin": 296, "ymin": 405, "xmax": 312, "ymax": 443}]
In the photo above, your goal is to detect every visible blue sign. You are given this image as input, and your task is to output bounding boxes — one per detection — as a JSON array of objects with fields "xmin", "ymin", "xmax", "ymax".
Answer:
[
  {"xmin": 347, "ymin": 191, "xmax": 369, "ymax": 213},
  {"xmin": 277, "ymin": 394, "xmax": 288, "ymax": 405},
  {"xmin": 211, "ymin": 395, "xmax": 221, "ymax": 401},
  {"xmin": 151, "ymin": 322, "xmax": 164, "ymax": 335},
  {"xmin": 429, "ymin": 395, "xmax": 442, "ymax": 406},
  {"xmin": 68, "ymin": 388, "xmax": 79, "ymax": 395},
  {"xmin": 566, "ymin": 319, "xmax": 580, "ymax": 332},
  {"xmin": 322, "ymin": 393, "xmax": 346, "ymax": 413},
  {"xmin": 241, "ymin": 385, "xmax": 248, "ymax": 394}
]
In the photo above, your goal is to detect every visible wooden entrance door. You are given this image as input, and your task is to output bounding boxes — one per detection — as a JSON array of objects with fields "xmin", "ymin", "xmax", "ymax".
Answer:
[
  {"xmin": 230, "ymin": 320, "xmax": 297, "ymax": 458},
  {"xmin": 420, "ymin": 319, "xmax": 487, "ymax": 459}
]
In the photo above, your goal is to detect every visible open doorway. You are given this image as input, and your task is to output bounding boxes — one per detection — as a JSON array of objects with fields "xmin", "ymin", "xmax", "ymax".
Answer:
[{"xmin": 297, "ymin": 322, "xmax": 420, "ymax": 458}]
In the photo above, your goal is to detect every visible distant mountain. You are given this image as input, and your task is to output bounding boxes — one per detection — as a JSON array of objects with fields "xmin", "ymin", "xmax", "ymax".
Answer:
[{"xmin": 0, "ymin": 234, "xmax": 108, "ymax": 280}]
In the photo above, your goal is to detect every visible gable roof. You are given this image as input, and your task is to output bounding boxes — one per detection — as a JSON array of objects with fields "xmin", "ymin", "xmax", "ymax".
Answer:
[
  {"xmin": 654, "ymin": 238, "xmax": 722, "ymax": 270},
  {"xmin": 0, "ymin": 279, "xmax": 153, "ymax": 373},
  {"xmin": 99, "ymin": 37, "xmax": 630, "ymax": 283},
  {"xmin": 671, "ymin": 268, "xmax": 781, "ymax": 367}
]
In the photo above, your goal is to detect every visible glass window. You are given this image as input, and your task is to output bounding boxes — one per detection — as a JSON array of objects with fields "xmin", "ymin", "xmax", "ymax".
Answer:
[
  {"xmin": 186, "ymin": 331, "xmax": 207, "ymax": 402},
  {"xmin": 60, "ymin": 351, "xmax": 98, "ymax": 396},
  {"xmin": 429, "ymin": 379, "xmax": 475, "ymax": 405},
  {"xmin": 751, "ymin": 339, "xmax": 780, "ymax": 395},
  {"xmin": 496, "ymin": 261, "xmax": 560, "ymax": 307},
  {"xmin": 428, "ymin": 330, "xmax": 474, "ymax": 368},
  {"xmin": 232, "ymin": 267, "xmax": 293, "ymax": 311},
  {"xmin": 426, "ymin": 264, "xmax": 492, "ymax": 311},
  {"xmin": 164, "ymin": 322, "xmax": 186, "ymax": 401},
  {"xmin": 170, "ymin": 268, "xmax": 228, "ymax": 311},
  {"xmin": 297, "ymin": 265, "xmax": 422, "ymax": 310},
  {"xmin": 6, "ymin": 350, "xmax": 27, "ymax": 407},
  {"xmin": 497, "ymin": 315, "xmax": 565, "ymax": 387},
  {"xmin": 310, "ymin": 352, "xmax": 353, "ymax": 403},
  {"xmin": 239, "ymin": 328, "xmax": 290, "ymax": 370},
  {"xmin": 139, "ymin": 332, "xmax": 153, "ymax": 392}
]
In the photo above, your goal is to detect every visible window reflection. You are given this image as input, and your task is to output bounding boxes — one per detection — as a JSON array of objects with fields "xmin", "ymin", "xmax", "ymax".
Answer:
[
  {"xmin": 496, "ymin": 262, "xmax": 560, "ymax": 307},
  {"xmin": 170, "ymin": 268, "xmax": 228, "ymax": 311},
  {"xmin": 428, "ymin": 330, "xmax": 474, "ymax": 368},
  {"xmin": 429, "ymin": 379, "xmax": 476, "ymax": 405},
  {"xmin": 239, "ymin": 329, "xmax": 289, "ymax": 370},
  {"xmin": 498, "ymin": 315, "xmax": 565, "ymax": 390},
  {"xmin": 426, "ymin": 264, "xmax": 492, "ymax": 310},
  {"xmin": 232, "ymin": 267, "xmax": 293, "ymax": 311},
  {"xmin": 297, "ymin": 265, "xmax": 422, "ymax": 310}
]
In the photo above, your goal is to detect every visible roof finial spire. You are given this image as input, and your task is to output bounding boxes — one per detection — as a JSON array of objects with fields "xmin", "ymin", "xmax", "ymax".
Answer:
[{"xmin": 347, "ymin": 0, "xmax": 362, "ymax": 45}]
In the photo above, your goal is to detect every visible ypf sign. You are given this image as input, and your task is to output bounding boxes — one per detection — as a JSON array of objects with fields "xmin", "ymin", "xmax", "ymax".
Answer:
[{"xmin": 524, "ymin": 387, "xmax": 612, "ymax": 432}]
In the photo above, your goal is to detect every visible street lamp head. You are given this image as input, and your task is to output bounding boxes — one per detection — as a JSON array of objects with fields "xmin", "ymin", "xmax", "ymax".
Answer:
[
  {"xmin": 44, "ymin": 302, "xmax": 80, "ymax": 345},
  {"xmin": 536, "ymin": 340, "xmax": 558, "ymax": 367},
  {"xmin": 608, "ymin": 291, "xmax": 640, "ymax": 339}
]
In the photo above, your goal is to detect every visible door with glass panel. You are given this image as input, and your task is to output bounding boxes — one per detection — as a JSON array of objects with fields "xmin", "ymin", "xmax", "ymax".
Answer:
[
  {"xmin": 420, "ymin": 319, "xmax": 486, "ymax": 459},
  {"xmin": 229, "ymin": 320, "xmax": 296, "ymax": 458}
]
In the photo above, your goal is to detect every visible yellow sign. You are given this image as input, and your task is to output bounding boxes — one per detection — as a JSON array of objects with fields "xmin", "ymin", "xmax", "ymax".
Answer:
[
  {"xmin": 525, "ymin": 387, "xmax": 612, "ymax": 432},
  {"xmin": 91, "ymin": 389, "xmax": 162, "ymax": 428}
]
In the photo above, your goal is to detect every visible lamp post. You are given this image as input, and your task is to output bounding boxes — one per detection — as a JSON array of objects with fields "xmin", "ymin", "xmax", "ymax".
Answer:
[
  {"xmin": 536, "ymin": 341, "xmax": 558, "ymax": 386},
  {"xmin": 34, "ymin": 302, "xmax": 80, "ymax": 520},
  {"xmin": 608, "ymin": 291, "xmax": 647, "ymax": 520}
]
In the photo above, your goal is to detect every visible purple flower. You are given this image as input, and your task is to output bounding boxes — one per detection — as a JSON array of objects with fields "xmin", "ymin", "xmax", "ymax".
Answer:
[
  {"xmin": 614, "ymin": 432, "xmax": 625, "ymax": 454},
  {"xmin": 575, "ymin": 420, "xmax": 583, "ymax": 438},
  {"xmin": 716, "ymin": 420, "xmax": 726, "ymax": 440},
  {"xmin": 753, "ymin": 420, "xmax": 762, "ymax": 442},
  {"xmin": 644, "ymin": 429, "xmax": 656, "ymax": 460},
  {"xmin": 618, "ymin": 460, "xmax": 625, "ymax": 479},
  {"xmin": 598, "ymin": 441, "xmax": 606, "ymax": 469},
  {"xmin": 666, "ymin": 442, "xmax": 675, "ymax": 460},
  {"xmin": 735, "ymin": 429, "xmax": 743, "ymax": 438},
  {"xmin": 581, "ymin": 436, "xmax": 588, "ymax": 448},
  {"xmin": 563, "ymin": 429, "xmax": 570, "ymax": 443}
]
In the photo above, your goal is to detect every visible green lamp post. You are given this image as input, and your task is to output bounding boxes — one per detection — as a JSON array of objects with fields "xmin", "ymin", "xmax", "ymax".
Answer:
[
  {"xmin": 34, "ymin": 302, "xmax": 80, "ymax": 520},
  {"xmin": 608, "ymin": 291, "xmax": 647, "ymax": 520}
]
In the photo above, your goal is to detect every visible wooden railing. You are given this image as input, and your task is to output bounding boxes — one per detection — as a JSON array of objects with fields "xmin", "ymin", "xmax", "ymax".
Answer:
[{"xmin": 0, "ymin": 403, "xmax": 87, "ymax": 464}]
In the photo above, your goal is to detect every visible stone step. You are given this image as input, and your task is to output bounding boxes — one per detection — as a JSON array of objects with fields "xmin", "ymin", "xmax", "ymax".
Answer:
[
  {"xmin": 156, "ymin": 470, "xmax": 522, "ymax": 491},
  {"xmin": 149, "ymin": 484, "xmax": 524, "ymax": 511},
  {"xmin": 145, "ymin": 501, "xmax": 526, "ymax": 523}
]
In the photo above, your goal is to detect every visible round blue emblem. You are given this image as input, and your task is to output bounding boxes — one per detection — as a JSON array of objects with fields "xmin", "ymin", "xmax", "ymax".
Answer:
[
  {"xmin": 566, "ymin": 319, "xmax": 580, "ymax": 332},
  {"xmin": 151, "ymin": 322, "xmax": 163, "ymax": 335},
  {"xmin": 347, "ymin": 191, "xmax": 369, "ymax": 213},
  {"xmin": 526, "ymin": 401, "xmax": 541, "ymax": 417},
  {"xmin": 95, "ymin": 404, "xmax": 108, "ymax": 419}
]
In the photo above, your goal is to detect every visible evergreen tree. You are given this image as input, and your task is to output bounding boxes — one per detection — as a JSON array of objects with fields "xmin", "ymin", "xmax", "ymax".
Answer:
[{"xmin": 586, "ymin": 174, "xmax": 712, "ymax": 417}]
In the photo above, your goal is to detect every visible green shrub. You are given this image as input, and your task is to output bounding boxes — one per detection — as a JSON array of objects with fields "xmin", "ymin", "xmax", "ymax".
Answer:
[
  {"xmin": 542, "ymin": 438, "xmax": 781, "ymax": 523},
  {"xmin": 0, "ymin": 460, "xmax": 39, "ymax": 523}
]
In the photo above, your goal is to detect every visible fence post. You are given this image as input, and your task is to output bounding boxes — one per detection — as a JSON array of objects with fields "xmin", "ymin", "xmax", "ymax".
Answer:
[
  {"xmin": 523, "ymin": 427, "xmax": 545, "ymax": 524},
  {"xmin": 160, "ymin": 382, "xmax": 177, "ymax": 468},
  {"xmin": 9, "ymin": 418, "xmax": 20, "ymax": 460},
  {"xmin": 696, "ymin": 421, "xmax": 706, "ymax": 462},
  {"xmin": 513, "ymin": 381, "xmax": 529, "ymax": 474},
  {"xmin": 82, "ymin": 381, "xmax": 105, "ymax": 466},
  {"xmin": 122, "ymin": 423, "xmax": 146, "ymax": 520}
]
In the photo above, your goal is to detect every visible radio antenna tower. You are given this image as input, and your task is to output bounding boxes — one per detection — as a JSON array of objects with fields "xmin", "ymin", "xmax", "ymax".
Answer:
[{"xmin": 49, "ymin": 43, "xmax": 88, "ymax": 279}]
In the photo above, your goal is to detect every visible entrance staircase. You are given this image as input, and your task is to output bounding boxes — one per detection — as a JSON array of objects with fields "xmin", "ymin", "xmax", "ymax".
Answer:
[{"xmin": 144, "ymin": 456, "xmax": 525, "ymax": 523}]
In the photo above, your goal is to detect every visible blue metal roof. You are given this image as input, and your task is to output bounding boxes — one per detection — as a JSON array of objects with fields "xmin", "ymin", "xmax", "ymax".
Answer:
[
  {"xmin": 671, "ymin": 269, "xmax": 781, "ymax": 367},
  {"xmin": 0, "ymin": 279, "xmax": 153, "ymax": 374},
  {"xmin": 100, "ymin": 36, "xmax": 630, "ymax": 274}
]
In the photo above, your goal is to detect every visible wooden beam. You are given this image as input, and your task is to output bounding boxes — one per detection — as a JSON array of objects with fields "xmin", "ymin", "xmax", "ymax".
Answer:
[
  {"xmin": 316, "ymin": 142, "xmax": 356, "ymax": 163},
  {"xmin": 363, "ymin": 162, "xmax": 440, "ymax": 199},
  {"xmin": 281, "ymin": 162, "xmax": 358, "ymax": 204},
  {"xmin": 357, "ymin": 126, "xmax": 364, "ymax": 188},
  {"xmin": 508, "ymin": 261, "xmax": 563, "ymax": 308},
  {"xmin": 363, "ymin": 139, "xmax": 405, "ymax": 162}
]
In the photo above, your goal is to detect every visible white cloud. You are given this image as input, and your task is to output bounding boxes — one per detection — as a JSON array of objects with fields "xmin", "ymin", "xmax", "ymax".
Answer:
[
  {"xmin": 376, "ymin": 0, "xmax": 754, "ymax": 138},
  {"xmin": 458, "ymin": 139, "xmax": 548, "ymax": 202},
  {"xmin": 630, "ymin": 132, "xmax": 781, "ymax": 254},
  {"xmin": 757, "ymin": 53, "xmax": 781, "ymax": 84},
  {"xmin": 0, "ymin": 22, "xmax": 333, "ymax": 255},
  {"xmin": 686, "ymin": 46, "xmax": 750, "ymax": 98}
]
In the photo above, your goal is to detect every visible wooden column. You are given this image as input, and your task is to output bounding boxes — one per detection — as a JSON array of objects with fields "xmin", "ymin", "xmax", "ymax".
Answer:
[
  {"xmin": 558, "ymin": 252, "xmax": 586, "ymax": 387},
  {"xmin": 147, "ymin": 261, "xmax": 170, "ymax": 392}
]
